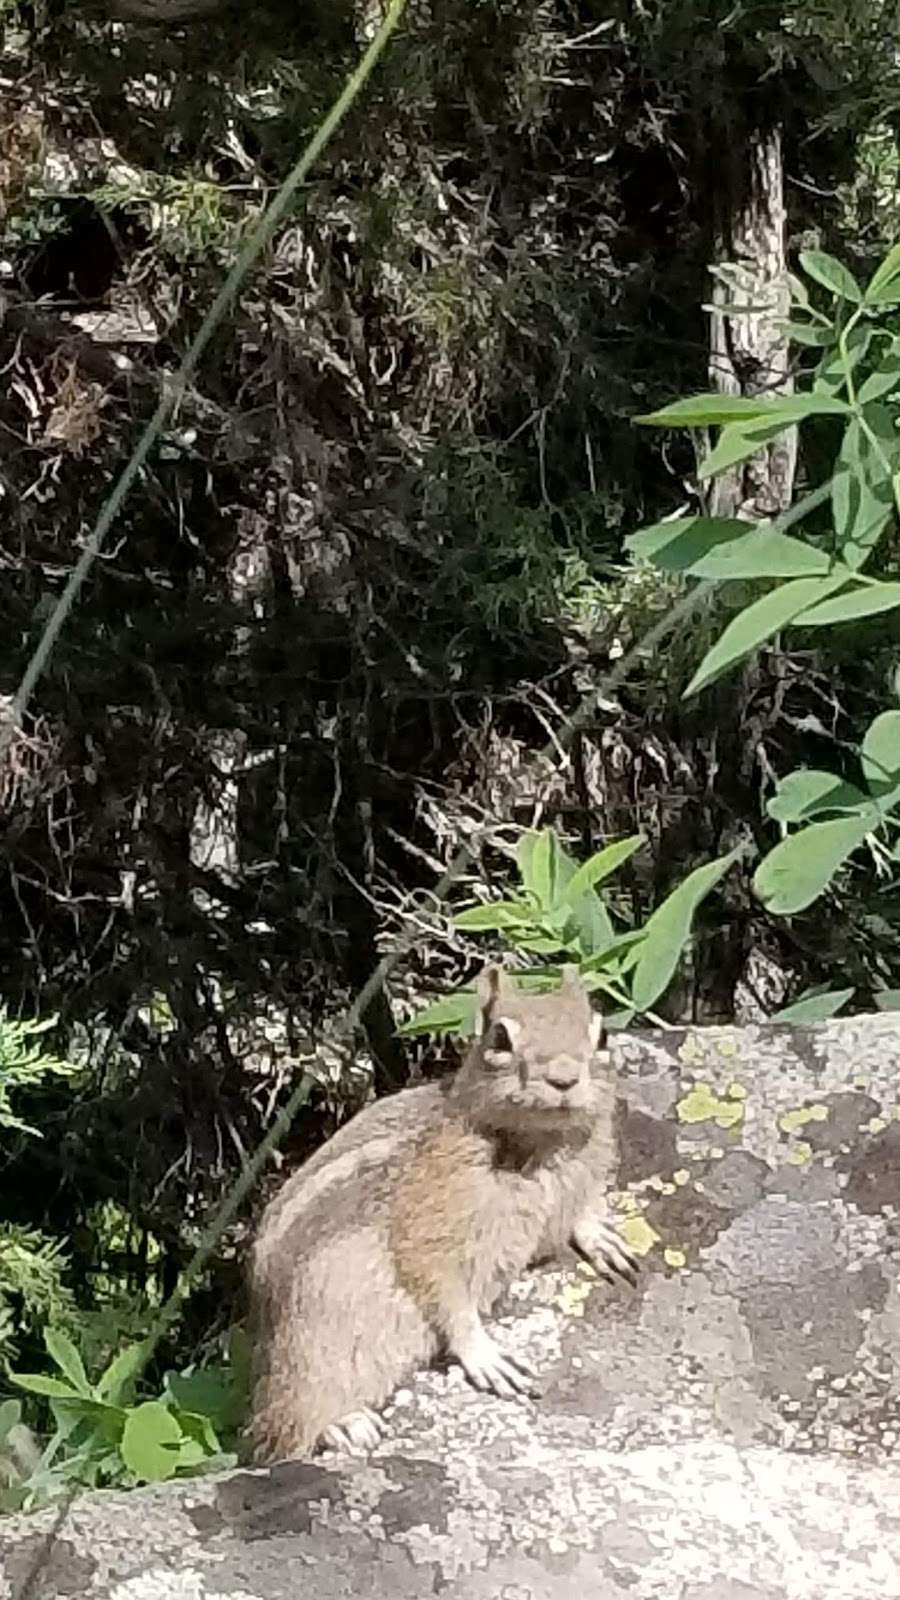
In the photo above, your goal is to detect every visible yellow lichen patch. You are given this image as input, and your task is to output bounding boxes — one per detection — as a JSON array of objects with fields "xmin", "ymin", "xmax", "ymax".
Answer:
[
  {"xmin": 786, "ymin": 1141, "xmax": 813, "ymax": 1166},
  {"xmin": 693, "ymin": 1180, "xmax": 706, "ymax": 1193},
  {"xmin": 673, "ymin": 1169, "xmax": 690, "ymax": 1186},
  {"xmin": 717, "ymin": 1039, "xmax": 737, "ymax": 1058},
  {"xmin": 609, "ymin": 1188, "xmax": 639, "ymax": 1214},
  {"xmin": 556, "ymin": 1278, "xmax": 592, "ymax": 1317},
  {"xmin": 726, "ymin": 1081, "xmax": 747, "ymax": 1100},
  {"xmin": 676, "ymin": 1082, "xmax": 745, "ymax": 1130},
  {"xmin": 619, "ymin": 1215, "xmax": 660, "ymax": 1256},
  {"xmin": 660, "ymin": 1181, "xmax": 676, "ymax": 1196},
  {"xmin": 664, "ymin": 1247, "xmax": 687, "ymax": 1269},
  {"xmin": 853, "ymin": 1076, "xmax": 869, "ymax": 1090},
  {"xmin": 865, "ymin": 1116, "xmax": 887, "ymax": 1135},
  {"xmin": 779, "ymin": 1103, "xmax": 829, "ymax": 1135},
  {"xmin": 678, "ymin": 1038, "xmax": 702, "ymax": 1066}
]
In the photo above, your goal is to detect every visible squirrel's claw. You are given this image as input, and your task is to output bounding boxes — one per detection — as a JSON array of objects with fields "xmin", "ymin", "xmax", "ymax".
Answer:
[
  {"xmin": 321, "ymin": 1407, "xmax": 386, "ymax": 1454},
  {"xmin": 453, "ymin": 1325, "xmax": 536, "ymax": 1400},
  {"xmin": 571, "ymin": 1219, "xmax": 640, "ymax": 1288}
]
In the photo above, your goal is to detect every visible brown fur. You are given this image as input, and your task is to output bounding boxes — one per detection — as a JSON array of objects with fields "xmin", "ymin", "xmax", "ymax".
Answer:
[{"xmin": 248, "ymin": 965, "xmax": 629, "ymax": 1462}]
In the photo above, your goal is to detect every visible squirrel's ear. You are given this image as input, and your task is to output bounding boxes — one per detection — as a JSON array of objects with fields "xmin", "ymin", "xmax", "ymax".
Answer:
[
  {"xmin": 559, "ymin": 964, "xmax": 589, "ymax": 1008},
  {"xmin": 475, "ymin": 963, "xmax": 514, "ymax": 1032},
  {"xmin": 588, "ymin": 1008, "xmax": 605, "ymax": 1051}
]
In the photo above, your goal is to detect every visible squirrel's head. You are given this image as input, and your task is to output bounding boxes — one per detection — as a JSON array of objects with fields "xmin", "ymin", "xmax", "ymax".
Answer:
[{"xmin": 451, "ymin": 963, "xmax": 606, "ymax": 1138}]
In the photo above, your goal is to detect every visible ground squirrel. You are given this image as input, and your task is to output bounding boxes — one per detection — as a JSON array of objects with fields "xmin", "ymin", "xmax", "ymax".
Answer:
[{"xmin": 248, "ymin": 964, "xmax": 637, "ymax": 1461}]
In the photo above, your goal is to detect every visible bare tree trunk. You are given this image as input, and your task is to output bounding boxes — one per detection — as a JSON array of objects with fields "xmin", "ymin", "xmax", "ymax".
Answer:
[
  {"xmin": 692, "ymin": 122, "xmax": 798, "ymax": 1023},
  {"xmin": 706, "ymin": 124, "xmax": 797, "ymax": 520}
]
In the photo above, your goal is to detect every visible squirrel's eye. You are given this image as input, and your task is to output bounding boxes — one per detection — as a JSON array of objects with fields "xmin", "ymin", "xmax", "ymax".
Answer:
[{"xmin": 485, "ymin": 1021, "xmax": 514, "ymax": 1055}]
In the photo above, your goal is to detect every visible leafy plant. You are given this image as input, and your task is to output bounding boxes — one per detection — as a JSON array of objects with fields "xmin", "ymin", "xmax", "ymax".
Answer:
[
  {"xmin": 629, "ymin": 240, "xmax": 900, "ymax": 934},
  {"xmin": 1, "ymin": 1325, "xmax": 250, "ymax": 1511},
  {"xmin": 0, "ymin": 1008, "xmax": 76, "ymax": 1136},
  {"xmin": 399, "ymin": 826, "xmax": 741, "ymax": 1036}
]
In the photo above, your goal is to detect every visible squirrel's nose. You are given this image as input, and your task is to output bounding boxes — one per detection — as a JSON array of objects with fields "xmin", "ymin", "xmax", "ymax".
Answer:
[{"xmin": 546, "ymin": 1064, "xmax": 580, "ymax": 1092}]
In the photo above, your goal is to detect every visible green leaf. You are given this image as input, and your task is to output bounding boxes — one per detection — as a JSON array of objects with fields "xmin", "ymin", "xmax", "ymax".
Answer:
[
  {"xmin": 9, "ymin": 1373, "xmax": 79, "ymax": 1399},
  {"xmin": 396, "ymin": 990, "xmax": 476, "ymax": 1038},
  {"xmin": 683, "ymin": 575, "xmax": 850, "ymax": 698},
  {"xmin": 794, "ymin": 583, "xmax": 900, "ymax": 627},
  {"xmin": 565, "ymin": 892, "xmax": 614, "ymax": 958},
  {"xmin": 815, "ymin": 327, "xmax": 872, "ymax": 396},
  {"xmin": 635, "ymin": 392, "xmax": 849, "ymax": 429},
  {"xmin": 697, "ymin": 421, "xmax": 789, "ymax": 482},
  {"xmin": 96, "ymin": 1341, "xmax": 149, "ymax": 1406},
  {"xmin": 830, "ymin": 414, "xmax": 894, "ymax": 570},
  {"xmin": 781, "ymin": 321, "xmax": 833, "ymax": 348},
  {"xmin": 564, "ymin": 836, "xmax": 644, "ymax": 901},
  {"xmin": 799, "ymin": 250, "xmax": 863, "ymax": 303},
  {"xmin": 630, "ymin": 849, "xmax": 742, "ymax": 1013},
  {"xmin": 0, "ymin": 1400, "xmax": 22, "ymax": 1443},
  {"xmin": 580, "ymin": 931, "xmax": 647, "ymax": 973},
  {"xmin": 766, "ymin": 770, "xmax": 868, "ymax": 824},
  {"xmin": 44, "ymin": 1330, "xmax": 91, "ymax": 1398},
  {"xmin": 874, "ymin": 990, "xmax": 900, "ymax": 1011},
  {"xmin": 626, "ymin": 516, "xmax": 830, "ymax": 579},
  {"xmin": 769, "ymin": 988, "xmax": 855, "ymax": 1023},
  {"xmin": 866, "ymin": 244, "xmax": 900, "ymax": 301},
  {"xmin": 164, "ymin": 1370, "xmax": 233, "ymax": 1433},
  {"xmin": 857, "ymin": 347, "xmax": 900, "ymax": 403},
  {"xmin": 453, "ymin": 901, "xmax": 531, "ymax": 931},
  {"xmin": 752, "ymin": 815, "xmax": 873, "ymax": 915},
  {"xmin": 865, "ymin": 278, "xmax": 900, "ymax": 307},
  {"xmin": 120, "ymin": 1402, "xmax": 183, "ymax": 1484},
  {"xmin": 862, "ymin": 710, "xmax": 900, "ymax": 803},
  {"xmin": 515, "ymin": 829, "xmax": 574, "ymax": 913}
]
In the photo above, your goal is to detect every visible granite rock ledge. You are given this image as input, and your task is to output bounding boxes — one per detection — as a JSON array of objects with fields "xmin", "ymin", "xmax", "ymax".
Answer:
[{"xmin": 5, "ymin": 1013, "xmax": 900, "ymax": 1600}]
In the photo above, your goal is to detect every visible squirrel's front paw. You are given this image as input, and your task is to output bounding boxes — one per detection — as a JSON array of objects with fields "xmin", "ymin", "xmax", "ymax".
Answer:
[
  {"xmin": 452, "ymin": 1324, "xmax": 536, "ymax": 1400},
  {"xmin": 572, "ymin": 1217, "xmax": 640, "ymax": 1287}
]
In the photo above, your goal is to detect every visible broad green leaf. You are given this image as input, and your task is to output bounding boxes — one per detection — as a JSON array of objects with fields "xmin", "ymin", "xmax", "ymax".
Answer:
[
  {"xmin": 697, "ymin": 421, "xmax": 788, "ymax": 482},
  {"xmin": 865, "ymin": 278, "xmax": 900, "ymax": 306},
  {"xmin": 795, "ymin": 583, "xmax": 900, "ymax": 627},
  {"xmin": 799, "ymin": 249, "xmax": 863, "ymax": 303},
  {"xmin": 9, "ymin": 1373, "xmax": 79, "ymax": 1399},
  {"xmin": 565, "ymin": 892, "xmax": 615, "ymax": 958},
  {"xmin": 164, "ymin": 1371, "xmax": 235, "ymax": 1433},
  {"xmin": 857, "ymin": 346, "xmax": 900, "ymax": 403},
  {"xmin": 168, "ymin": 1405, "xmax": 221, "ymax": 1458},
  {"xmin": 630, "ymin": 849, "xmax": 741, "ymax": 1013},
  {"xmin": 635, "ymin": 392, "xmax": 849, "ymax": 429},
  {"xmin": 44, "ymin": 1330, "xmax": 91, "ymax": 1398},
  {"xmin": 767, "ymin": 769, "xmax": 868, "ymax": 824},
  {"xmin": 120, "ymin": 1402, "xmax": 183, "ymax": 1484},
  {"xmin": 453, "ymin": 901, "xmax": 531, "ymax": 931},
  {"xmin": 769, "ymin": 988, "xmax": 855, "ymax": 1023},
  {"xmin": 753, "ymin": 815, "xmax": 872, "ymax": 914},
  {"xmin": 396, "ymin": 990, "xmax": 475, "ymax": 1038},
  {"xmin": 875, "ymin": 990, "xmax": 900, "ymax": 1011},
  {"xmin": 683, "ymin": 575, "xmax": 850, "ymax": 698},
  {"xmin": 781, "ymin": 321, "xmax": 833, "ymax": 347},
  {"xmin": 564, "ymin": 836, "xmax": 644, "ymax": 901},
  {"xmin": 830, "ymin": 414, "xmax": 894, "ymax": 570},
  {"xmin": 506, "ymin": 930, "xmax": 567, "ymax": 955},
  {"xmin": 862, "ymin": 710, "xmax": 900, "ymax": 803},
  {"xmin": 866, "ymin": 243, "xmax": 900, "ymax": 300},
  {"xmin": 627, "ymin": 516, "xmax": 830, "ymax": 578},
  {"xmin": 580, "ymin": 931, "xmax": 647, "ymax": 972},
  {"xmin": 96, "ymin": 1341, "xmax": 149, "ymax": 1406},
  {"xmin": 515, "ymin": 830, "xmax": 575, "ymax": 912}
]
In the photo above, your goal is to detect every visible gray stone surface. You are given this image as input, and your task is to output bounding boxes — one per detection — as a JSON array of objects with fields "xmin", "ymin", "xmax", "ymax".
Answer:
[{"xmin": 6, "ymin": 1014, "xmax": 900, "ymax": 1600}]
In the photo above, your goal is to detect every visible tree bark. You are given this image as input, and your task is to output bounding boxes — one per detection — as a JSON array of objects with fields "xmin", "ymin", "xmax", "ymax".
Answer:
[{"xmin": 707, "ymin": 123, "xmax": 797, "ymax": 519}]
